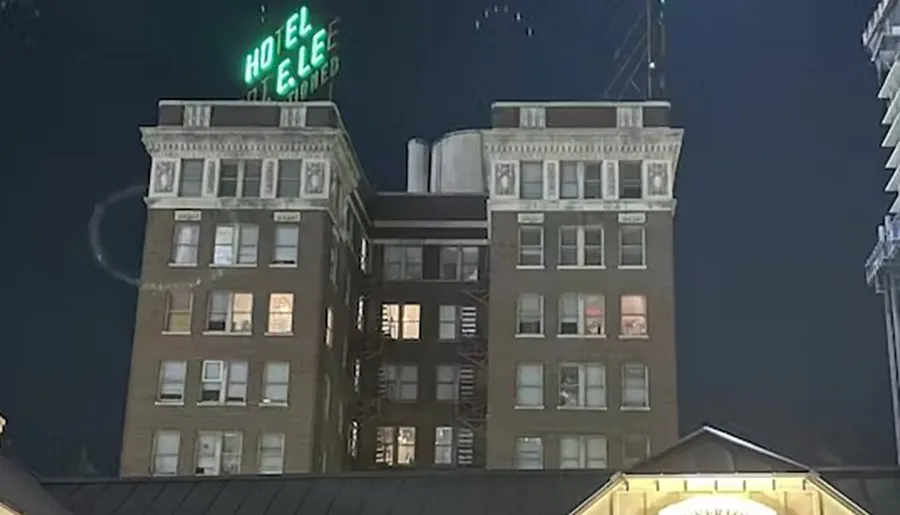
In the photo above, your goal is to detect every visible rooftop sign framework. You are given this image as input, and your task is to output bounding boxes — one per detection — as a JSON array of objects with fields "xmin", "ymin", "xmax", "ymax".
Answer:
[{"xmin": 242, "ymin": 5, "xmax": 340, "ymax": 101}]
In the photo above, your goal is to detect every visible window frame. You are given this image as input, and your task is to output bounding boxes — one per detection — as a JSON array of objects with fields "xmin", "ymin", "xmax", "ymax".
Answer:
[
  {"xmin": 380, "ymin": 302, "xmax": 421, "ymax": 340},
  {"xmin": 619, "ymin": 225, "xmax": 646, "ymax": 268},
  {"xmin": 434, "ymin": 426, "xmax": 456, "ymax": 465},
  {"xmin": 266, "ymin": 293, "xmax": 294, "ymax": 335},
  {"xmin": 195, "ymin": 430, "xmax": 243, "ymax": 476},
  {"xmin": 151, "ymin": 430, "xmax": 180, "ymax": 476},
  {"xmin": 558, "ymin": 362, "xmax": 607, "ymax": 409},
  {"xmin": 217, "ymin": 159, "xmax": 263, "ymax": 198},
  {"xmin": 212, "ymin": 224, "xmax": 259, "ymax": 267},
  {"xmin": 375, "ymin": 426, "xmax": 417, "ymax": 467},
  {"xmin": 325, "ymin": 307, "xmax": 334, "ymax": 347},
  {"xmin": 271, "ymin": 224, "xmax": 300, "ymax": 266},
  {"xmin": 178, "ymin": 159, "xmax": 204, "ymax": 197},
  {"xmin": 381, "ymin": 364, "xmax": 419, "ymax": 401},
  {"xmin": 621, "ymin": 363, "xmax": 650, "ymax": 410},
  {"xmin": 276, "ymin": 159, "xmax": 302, "ymax": 198},
  {"xmin": 559, "ymin": 161, "xmax": 603, "ymax": 200},
  {"xmin": 515, "ymin": 436, "xmax": 544, "ymax": 469},
  {"xmin": 163, "ymin": 291, "xmax": 192, "ymax": 334},
  {"xmin": 157, "ymin": 361, "xmax": 187, "ymax": 405},
  {"xmin": 557, "ymin": 225, "xmax": 604, "ymax": 268},
  {"xmin": 519, "ymin": 161, "xmax": 544, "ymax": 199},
  {"xmin": 516, "ymin": 294, "xmax": 544, "ymax": 336},
  {"xmin": 170, "ymin": 223, "xmax": 200, "ymax": 266},
  {"xmin": 262, "ymin": 361, "xmax": 290, "ymax": 405},
  {"xmin": 436, "ymin": 365, "xmax": 459, "ymax": 401},
  {"xmin": 559, "ymin": 435, "xmax": 608, "ymax": 469},
  {"xmin": 557, "ymin": 293, "xmax": 606, "ymax": 337},
  {"xmin": 258, "ymin": 432, "xmax": 286, "ymax": 474},
  {"xmin": 517, "ymin": 225, "xmax": 545, "ymax": 268},
  {"xmin": 439, "ymin": 246, "xmax": 480, "ymax": 281},
  {"xmin": 205, "ymin": 291, "xmax": 253, "ymax": 333},
  {"xmin": 618, "ymin": 160, "xmax": 644, "ymax": 199},
  {"xmin": 199, "ymin": 360, "xmax": 249, "ymax": 405},
  {"xmin": 515, "ymin": 363, "xmax": 544, "ymax": 408},
  {"xmin": 620, "ymin": 294, "xmax": 649, "ymax": 338},
  {"xmin": 383, "ymin": 245, "xmax": 424, "ymax": 280}
]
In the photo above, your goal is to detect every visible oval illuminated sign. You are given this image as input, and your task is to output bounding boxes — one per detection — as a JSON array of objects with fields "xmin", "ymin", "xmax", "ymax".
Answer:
[{"xmin": 659, "ymin": 497, "xmax": 777, "ymax": 515}]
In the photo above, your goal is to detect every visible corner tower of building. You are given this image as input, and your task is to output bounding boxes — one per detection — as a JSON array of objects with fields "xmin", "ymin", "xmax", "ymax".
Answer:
[
  {"xmin": 483, "ymin": 102, "xmax": 683, "ymax": 468},
  {"xmin": 863, "ymin": 0, "xmax": 900, "ymax": 465}
]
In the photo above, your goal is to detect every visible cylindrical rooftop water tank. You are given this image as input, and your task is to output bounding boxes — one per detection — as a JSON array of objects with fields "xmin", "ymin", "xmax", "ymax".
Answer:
[
  {"xmin": 429, "ymin": 130, "xmax": 485, "ymax": 193},
  {"xmin": 406, "ymin": 138, "xmax": 429, "ymax": 193}
]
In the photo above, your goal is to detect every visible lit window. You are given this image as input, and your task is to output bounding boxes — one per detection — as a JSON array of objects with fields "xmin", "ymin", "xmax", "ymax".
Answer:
[
  {"xmin": 558, "ymin": 363, "xmax": 606, "ymax": 409},
  {"xmin": 436, "ymin": 365, "xmax": 459, "ymax": 401},
  {"xmin": 383, "ymin": 245, "xmax": 423, "ymax": 280},
  {"xmin": 258, "ymin": 433, "xmax": 285, "ymax": 474},
  {"xmin": 199, "ymin": 360, "xmax": 248, "ymax": 404},
  {"xmin": 178, "ymin": 159, "xmax": 203, "ymax": 197},
  {"xmin": 516, "ymin": 294, "xmax": 543, "ymax": 335},
  {"xmin": 380, "ymin": 303, "xmax": 421, "ymax": 340},
  {"xmin": 276, "ymin": 159, "xmax": 302, "ymax": 198},
  {"xmin": 622, "ymin": 363, "xmax": 650, "ymax": 409},
  {"xmin": 516, "ymin": 364, "xmax": 544, "ymax": 407},
  {"xmin": 558, "ymin": 226, "xmax": 603, "ymax": 267},
  {"xmin": 381, "ymin": 364, "xmax": 418, "ymax": 401},
  {"xmin": 619, "ymin": 226, "xmax": 646, "ymax": 267},
  {"xmin": 515, "ymin": 436, "xmax": 543, "ymax": 469},
  {"xmin": 170, "ymin": 223, "xmax": 200, "ymax": 266},
  {"xmin": 560, "ymin": 435, "xmax": 607, "ymax": 469},
  {"xmin": 375, "ymin": 426, "xmax": 416, "ymax": 467},
  {"xmin": 325, "ymin": 307, "xmax": 334, "ymax": 347},
  {"xmin": 272, "ymin": 225, "xmax": 299, "ymax": 265},
  {"xmin": 206, "ymin": 291, "xmax": 253, "ymax": 333},
  {"xmin": 622, "ymin": 435, "xmax": 650, "ymax": 466},
  {"xmin": 157, "ymin": 361, "xmax": 187, "ymax": 404},
  {"xmin": 151, "ymin": 431, "xmax": 180, "ymax": 476},
  {"xmin": 559, "ymin": 161, "xmax": 603, "ymax": 199},
  {"xmin": 558, "ymin": 293, "xmax": 605, "ymax": 336},
  {"xmin": 195, "ymin": 431, "xmax": 243, "ymax": 476},
  {"xmin": 619, "ymin": 161, "xmax": 643, "ymax": 199},
  {"xmin": 356, "ymin": 295, "xmax": 366, "ymax": 330},
  {"xmin": 519, "ymin": 161, "xmax": 544, "ymax": 199},
  {"xmin": 620, "ymin": 294, "xmax": 648, "ymax": 337},
  {"xmin": 267, "ymin": 293, "xmax": 294, "ymax": 334},
  {"xmin": 517, "ymin": 225, "xmax": 544, "ymax": 267},
  {"xmin": 360, "ymin": 238, "xmax": 369, "ymax": 272},
  {"xmin": 213, "ymin": 224, "xmax": 259, "ymax": 266},
  {"xmin": 163, "ymin": 291, "xmax": 192, "ymax": 333},
  {"xmin": 439, "ymin": 246, "xmax": 480, "ymax": 281},
  {"xmin": 262, "ymin": 362, "xmax": 290, "ymax": 405}
]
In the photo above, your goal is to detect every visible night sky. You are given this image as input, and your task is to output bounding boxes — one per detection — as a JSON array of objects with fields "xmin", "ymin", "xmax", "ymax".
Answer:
[{"xmin": 0, "ymin": 0, "xmax": 894, "ymax": 475}]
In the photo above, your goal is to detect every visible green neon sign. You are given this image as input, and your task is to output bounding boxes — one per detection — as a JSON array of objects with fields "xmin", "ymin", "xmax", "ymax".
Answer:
[{"xmin": 242, "ymin": 6, "xmax": 340, "ymax": 101}]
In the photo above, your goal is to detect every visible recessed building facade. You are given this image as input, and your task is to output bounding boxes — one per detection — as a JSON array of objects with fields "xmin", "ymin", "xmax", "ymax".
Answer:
[{"xmin": 119, "ymin": 99, "xmax": 683, "ymax": 476}]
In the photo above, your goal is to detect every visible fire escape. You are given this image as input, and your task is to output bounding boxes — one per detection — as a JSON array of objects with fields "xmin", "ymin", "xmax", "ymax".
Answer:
[{"xmin": 456, "ymin": 283, "xmax": 489, "ymax": 467}]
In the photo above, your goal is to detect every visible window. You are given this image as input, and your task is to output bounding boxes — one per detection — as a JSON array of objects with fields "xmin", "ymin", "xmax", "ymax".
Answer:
[
  {"xmin": 178, "ymin": 159, "xmax": 203, "ymax": 197},
  {"xmin": 619, "ymin": 226, "xmax": 646, "ymax": 267},
  {"xmin": 277, "ymin": 159, "xmax": 302, "ymax": 197},
  {"xmin": 436, "ymin": 365, "xmax": 459, "ymax": 401},
  {"xmin": 267, "ymin": 294, "xmax": 294, "ymax": 334},
  {"xmin": 272, "ymin": 225, "xmax": 299, "ymax": 265},
  {"xmin": 560, "ymin": 435, "xmax": 607, "ymax": 469},
  {"xmin": 516, "ymin": 294, "xmax": 543, "ymax": 335},
  {"xmin": 515, "ymin": 437, "xmax": 543, "ymax": 469},
  {"xmin": 516, "ymin": 364, "xmax": 544, "ymax": 407},
  {"xmin": 356, "ymin": 296, "xmax": 366, "ymax": 330},
  {"xmin": 163, "ymin": 291, "xmax": 192, "ymax": 333},
  {"xmin": 620, "ymin": 294, "xmax": 648, "ymax": 337},
  {"xmin": 258, "ymin": 433, "xmax": 285, "ymax": 474},
  {"xmin": 519, "ymin": 107, "xmax": 546, "ymax": 128},
  {"xmin": 559, "ymin": 161, "xmax": 603, "ymax": 199},
  {"xmin": 380, "ymin": 303, "xmax": 421, "ymax": 340},
  {"xmin": 262, "ymin": 362, "xmax": 290, "ymax": 405},
  {"xmin": 438, "ymin": 305, "xmax": 478, "ymax": 340},
  {"xmin": 218, "ymin": 160, "xmax": 239, "ymax": 197},
  {"xmin": 328, "ymin": 238, "xmax": 338, "ymax": 286},
  {"xmin": 360, "ymin": 238, "xmax": 370, "ymax": 272},
  {"xmin": 517, "ymin": 225, "xmax": 544, "ymax": 267},
  {"xmin": 157, "ymin": 361, "xmax": 187, "ymax": 404},
  {"xmin": 242, "ymin": 160, "xmax": 262, "ymax": 197},
  {"xmin": 213, "ymin": 224, "xmax": 259, "ymax": 266},
  {"xmin": 382, "ymin": 364, "xmax": 418, "ymax": 401},
  {"xmin": 434, "ymin": 427, "xmax": 455, "ymax": 465},
  {"xmin": 206, "ymin": 292, "xmax": 253, "ymax": 333},
  {"xmin": 200, "ymin": 360, "xmax": 248, "ymax": 404},
  {"xmin": 170, "ymin": 223, "xmax": 200, "ymax": 265},
  {"xmin": 558, "ymin": 294, "xmax": 605, "ymax": 336},
  {"xmin": 520, "ymin": 161, "xmax": 544, "ymax": 199},
  {"xmin": 558, "ymin": 363, "xmax": 606, "ymax": 409},
  {"xmin": 383, "ymin": 246, "xmax": 423, "ymax": 280},
  {"xmin": 622, "ymin": 363, "xmax": 649, "ymax": 409},
  {"xmin": 439, "ymin": 246, "xmax": 480, "ymax": 281},
  {"xmin": 151, "ymin": 431, "xmax": 180, "ymax": 476},
  {"xmin": 218, "ymin": 160, "xmax": 263, "ymax": 198},
  {"xmin": 375, "ymin": 426, "xmax": 416, "ymax": 466},
  {"xmin": 325, "ymin": 307, "xmax": 334, "ymax": 347},
  {"xmin": 558, "ymin": 226, "xmax": 604, "ymax": 267},
  {"xmin": 195, "ymin": 431, "xmax": 243, "ymax": 476},
  {"xmin": 619, "ymin": 161, "xmax": 643, "ymax": 199},
  {"xmin": 622, "ymin": 435, "xmax": 650, "ymax": 466}
]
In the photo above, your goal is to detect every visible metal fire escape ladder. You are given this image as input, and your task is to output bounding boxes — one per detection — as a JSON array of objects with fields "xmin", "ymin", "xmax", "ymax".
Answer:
[{"xmin": 454, "ymin": 295, "xmax": 487, "ymax": 467}]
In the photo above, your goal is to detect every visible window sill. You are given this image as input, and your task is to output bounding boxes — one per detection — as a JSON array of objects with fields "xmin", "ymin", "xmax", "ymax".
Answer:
[
  {"xmin": 154, "ymin": 401, "xmax": 184, "ymax": 407},
  {"xmin": 202, "ymin": 331, "xmax": 253, "ymax": 336},
  {"xmin": 557, "ymin": 334, "xmax": 607, "ymax": 339},
  {"xmin": 168, "ymin": 262, "xmax": 198, "ymax": 268},
  {"xmin": 516, "ymin": 265, "xmax": 545, "ymax": 270},
  {"xmin": 264, "ymin": 332, "xmax": 294, "ymax": 337},
  {"xmin": 514, "ymin": 405, "xmax": 545, "ymax": 410},
  {"xmin": 619, "ymin": 334, "xmax": 650, "ymax": 340},
  {"xmin": 557, "ymin": 265, "xmax": 606, "ymax": 270},
  {"xmin": 515, "ymin": 334, "xmax": 545, "ymax": 339},
  {"xmin": 210, "ymin": 263, "xmax": 258, "ymax": 268},
  {"xmin": 621, "ymin": 406, "xmax": 651, "ymax": 412},
  {"xmin": 618, "ymin": 265, "xmax": 647, "ymax": 270},
  {"xmin": 268, "ymin": 263, "xmax": 298, "ymax": 268},
  {"xmin": 161, "ymin": 331, "xmax": 191, "ymax": 336},
  {"xmin": 557, "ymin": 406, "xmax": 608, "ymax": 411},
  {"xmin": 259, "ymin": 401, "xmax": 288, "ymax": 407},
  {"xmin": 197, "ymin": 402, "xmax": 247, "ymax": 407}
]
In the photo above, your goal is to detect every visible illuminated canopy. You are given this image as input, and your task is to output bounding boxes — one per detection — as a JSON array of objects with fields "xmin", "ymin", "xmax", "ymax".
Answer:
[{"xmin": 659, "ymin": 496, "xmax": 778, "ymax": 515}]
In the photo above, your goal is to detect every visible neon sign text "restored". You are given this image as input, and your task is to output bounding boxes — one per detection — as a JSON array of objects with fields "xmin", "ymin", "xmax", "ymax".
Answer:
[{"xmin": 242, "ymin": 6, "xmax": 338, "ymax": 99}]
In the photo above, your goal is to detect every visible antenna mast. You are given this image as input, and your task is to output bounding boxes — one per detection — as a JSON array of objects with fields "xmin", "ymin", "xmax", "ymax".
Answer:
[{"xmin": 601, "ymin": 0, "xmax": 666, "ymax": 100}]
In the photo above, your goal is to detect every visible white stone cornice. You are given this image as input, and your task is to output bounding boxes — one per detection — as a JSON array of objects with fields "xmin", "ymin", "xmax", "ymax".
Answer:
[
  {"xmin": 488, "ymin": 198, "xmax": 677, "ymax": 213},
  {"xmin": 482, "ymin": 128, "xmax": 684, "ymax": 164},
  {"xmin": 140, "ymin": 128, "xmax": 341, "ymax": 159}
]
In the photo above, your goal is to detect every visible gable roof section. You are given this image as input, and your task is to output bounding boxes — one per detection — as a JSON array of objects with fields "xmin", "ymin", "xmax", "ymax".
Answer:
[
  {"xmin": 628, "ymin": 426, "xmax": 810, "ymax": 474},
  {"xmin": 42, "ymin": 470, "xmax": 613, "ymax": 515},
  {"xmin": 821, "ymin": 467, "xmax": 900, "ymax": 515}
]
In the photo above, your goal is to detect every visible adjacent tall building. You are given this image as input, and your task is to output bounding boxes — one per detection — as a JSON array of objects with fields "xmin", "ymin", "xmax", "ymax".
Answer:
[
  {"xmin": 120, "ymin": 99, "xmax": 683, "ymax": 476},
  {"xmin": 863, "ymin": 0, "xmax": 900, "ymax": 465}
]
